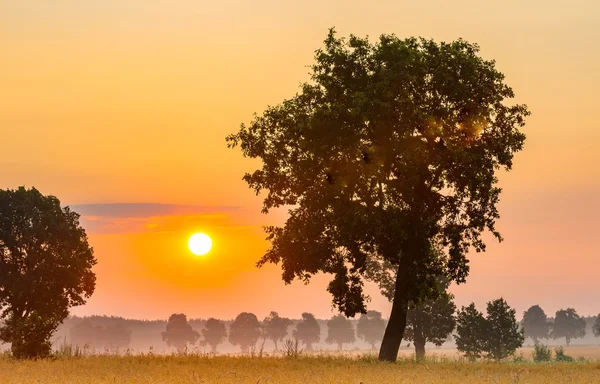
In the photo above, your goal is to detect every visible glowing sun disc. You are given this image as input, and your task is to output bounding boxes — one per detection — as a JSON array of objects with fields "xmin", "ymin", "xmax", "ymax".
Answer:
[{"xmin": 188, "ymin": 233, "xmax": 212, "ymax": 256}]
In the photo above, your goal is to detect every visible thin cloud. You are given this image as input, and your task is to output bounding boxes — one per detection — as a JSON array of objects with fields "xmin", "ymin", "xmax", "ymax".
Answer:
[{"xmin": 70, "ymin": 203, "xmax": 241, "ymax": 218}]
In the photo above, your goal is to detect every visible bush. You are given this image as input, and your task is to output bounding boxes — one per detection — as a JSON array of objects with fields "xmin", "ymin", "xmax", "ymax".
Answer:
[
  {"xmin": 554, "ymin": 346, "xmax": 574, "ymax": 362},
  {"xmin": 532, "ymin": 343, "xmax": 552, "ymax": 362}
]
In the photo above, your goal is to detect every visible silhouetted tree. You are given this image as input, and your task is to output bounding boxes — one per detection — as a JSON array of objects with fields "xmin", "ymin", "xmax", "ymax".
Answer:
[
  {"xmin": 161, "ymin": 314, "xmax": 199, "ymax": 352},
  {"xmin": 229, "ymin": 312, "xmax": 261, "ymax": 353},
  {"xmin": 227, "ymin": 29, "xmax": 529, "ymax": 361},
  {"xmin": 456, "ymin": 299, "xmax": 523, "ymax": 360},
  {"xmin": 326, "ymin": 315, "xmax": 355, "ymax": 350},
  {"xmin": 455, "ymin": 304, "xmax": 487, "ymax": 361},
  {"xmin": 202, "ymin": 318, "xmax": 227, "ymax": 353},
  {"xmin": 484, "ymin": 298, "xmax": 524, "ymax": 360},
  {"xmin": 551, "ymin": 308, "xmax": 586, "ymax": 346},
  {"xmin": 0, "ymin": 187, "xmax": 96, "ymax": 359},
  {"xmin": 262, "ymin": 311, "xmax": 292, "ymax": 351},
  {"xmin": 404, "ymin": 291, "xmax": 456, "ymax": 360},
  {"xmin": 522, "ymin": 305, "xmax": 551, "ymax": 343},
  {"xmin": 356, "ymin": 311, "xmax": 385, "ymax": 350},
  {"xmin": 293, "ymin": 312, "xmax": 320, "ymax": 351},
  {"xmin": 593, "ymin": 314, "xmax": 600, "ymax": 338}
]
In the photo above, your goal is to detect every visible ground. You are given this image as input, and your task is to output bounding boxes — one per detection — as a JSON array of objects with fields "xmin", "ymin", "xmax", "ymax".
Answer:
[{"xmin": 1, "ymin": 351, "xmax": 600, "ymax": 384}]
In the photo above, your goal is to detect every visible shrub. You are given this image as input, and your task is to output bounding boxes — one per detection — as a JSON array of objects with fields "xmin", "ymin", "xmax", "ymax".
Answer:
[
  {"xmin": 554, "ymin": 346, "xmax": 574, "ymax": 362},
  {"xmin": 532, "ymin": 343, "xmax": 552, "ymax": 362}
]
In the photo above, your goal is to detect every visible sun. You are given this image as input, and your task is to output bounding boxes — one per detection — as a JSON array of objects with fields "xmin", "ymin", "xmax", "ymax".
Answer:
[{"xmin": 188, "ymin": 233, "xmax": 212, "ymax": 256}]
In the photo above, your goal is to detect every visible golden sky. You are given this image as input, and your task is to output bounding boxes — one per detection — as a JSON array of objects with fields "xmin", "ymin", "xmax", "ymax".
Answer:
[{"xmin": 1, "ymin": 0, "xmax": 599, "ymax": 320}]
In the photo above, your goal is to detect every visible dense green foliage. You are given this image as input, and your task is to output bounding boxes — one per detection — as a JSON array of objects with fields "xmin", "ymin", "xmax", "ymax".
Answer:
[
  {"xmin": 403, "ymin": 290, "xmax": 456, "ymax": 360},
  {"xmin": 227, "ymin": 28, "xmax": 528, "ymax": 361},
  {"xmin": 0, "ymin": 187, "xmax": 96, "ymax": 359},
  {"xmin": 455, "ymin": 298, "xmax": 523, "ymax": 360}
]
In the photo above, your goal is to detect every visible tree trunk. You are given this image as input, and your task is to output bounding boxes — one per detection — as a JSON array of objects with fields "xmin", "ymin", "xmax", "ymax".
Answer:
[
  {"xmin": 414, "ymin": 331, "xmax": 426, "ymax": 361},
  {"xmin": 211, "ymin": 344, "xmax": 217, "ymax": 353},
  {"xmin": 378, "ymin": 263, "xmax": 411, "ymax": 362},
  {"xmin": 565, "ymin": 336, "xmax": 570, "ymax": 346}
]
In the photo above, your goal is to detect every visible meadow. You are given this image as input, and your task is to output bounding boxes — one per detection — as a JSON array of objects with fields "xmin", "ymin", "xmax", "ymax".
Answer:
[{"xmin": 2, "ymin": 349, "xmax": 600, "ymax": 384}]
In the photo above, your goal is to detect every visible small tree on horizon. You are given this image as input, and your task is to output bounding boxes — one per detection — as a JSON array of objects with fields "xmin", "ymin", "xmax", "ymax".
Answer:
[
  {"xmin": 202, "ymin": 318, "xmax": 227, "ymax": 353},
  {"xmin": 455, "ymin": 299, "xmax": 524, "ymax": 360},
  {"xmin": 293, "ymin": 312, "xmax": 320, "ymax": 351},
  {"xmin": 522, "ymin": 305, "xmax": 551, "ymax": 344},
  {"xmin": 229, "ymin": 312, "xmax": 261, "ymax": 353},
  {"xmin": 356, "ymin": 310, "xmax": 386, "ymax": 350},
  {"xmin": 593, "ymin": 314, "xmax": 600, "ymax": 338},
  {"xmin": 161, "ymin": 314, "xmax": 200, "ymax": 352},
  {"xmin": 455, "ymin": 304, "xmax": 487, "ymax": 361},
  {"xmin": 551, "ymin": 308, "xmax": 586, "ymax": 346},
  {"xmin": 262, "ymin": 311, "xmax": 292, "ymax": 351},
  {"xmin": 326, "ymin": 314, "xmax": 355, "ymax": 351},
  {"xmin": 484, "ymin": 298, "xmax": 524, "ymax": 360},
  {"xmin": 0, "ymin": 187, "xmax": 97, "ymax": 359},
  {"xmin": 403, "ymin": 291, "xmax": 456, "ymax": 360}
]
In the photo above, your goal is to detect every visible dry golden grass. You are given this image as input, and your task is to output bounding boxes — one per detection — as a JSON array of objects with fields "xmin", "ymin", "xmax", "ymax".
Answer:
[{"xmin": 1, "ymin": 354, "xmax": 599, "ymax": 384}]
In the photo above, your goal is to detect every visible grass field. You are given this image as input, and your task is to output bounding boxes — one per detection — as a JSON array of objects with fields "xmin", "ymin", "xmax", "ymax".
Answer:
[{"xmin": 1, "ymin": 352, "xmax": 600, "ymax": 384}]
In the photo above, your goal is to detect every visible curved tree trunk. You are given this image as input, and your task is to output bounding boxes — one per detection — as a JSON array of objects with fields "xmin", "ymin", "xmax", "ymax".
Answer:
[{"xmin": 378, "ymin": 263, "xmax": 410, "ymax": 362}]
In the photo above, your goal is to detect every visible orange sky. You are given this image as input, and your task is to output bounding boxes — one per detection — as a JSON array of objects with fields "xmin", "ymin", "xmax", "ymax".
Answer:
[{"xmin": 1, "ymin": 1, "xmax": 599, "ymax": 320}]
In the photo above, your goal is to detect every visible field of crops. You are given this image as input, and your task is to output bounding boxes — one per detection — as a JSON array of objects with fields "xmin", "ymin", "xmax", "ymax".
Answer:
[{"xmin": 1, "ymin": 352, "xmax": 600, "ymax": 384}]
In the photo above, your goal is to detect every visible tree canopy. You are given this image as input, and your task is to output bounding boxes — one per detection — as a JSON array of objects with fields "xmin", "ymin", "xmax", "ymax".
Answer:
[
  {"xmin": 551, "ymin": 308, "xmax": 586, "ymax": 346},
  {"xmin": 202, "ymin": 318, "xmax": 227, "ymax": 353},
  {"xmin": 593, "ymin": 314, "xmax": 600, "ymax": 338},
  {"xmin": 326, "ymin": 314, "xmax": 355, "ymax": 350},
  {"xmin": 356, "ymin": 310, "xmax": 386, "ymax": 350},
  {"xmin": 522, "ymin": 305, "xmax": 551, "ymax": 343},
  {"xmin": 0, "ymin": 187, "xmax": 97, "ymax": 359},
  {"xmin": 403, "ymin": 290, "xmax": 456, "ymax": 360},
  {"xmin": 161, "ymin": 313, "xmax": 200, "ymax": 352},
  {"xmin": 229, "ymin": 312, "xmax": 261, "ymax": 353},
  {"xmin": 456, "ymin": 299, "xmax": 523, "ymax": 360},
  {"xmin": 455, "ymin": 303, "xmax": 487, "ymax": 361},
  {"xmin": 484, "ymin": 298, "xmax": 524, "ymax": 360},
  {"xmin": 227, "ymin": 29, "xmax": 528, "ymax": 361},
  {"xmin": 292, "ymin": 312, "xmax": 321, "ymax": 350},
  {"xmin": 262, "ymin": 311, "xmax": 292, "ymax": 350}
]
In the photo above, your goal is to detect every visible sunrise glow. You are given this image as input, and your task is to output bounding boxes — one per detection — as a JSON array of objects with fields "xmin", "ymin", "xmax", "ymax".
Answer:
[{"xmin": 188, "ymin": 233, "xmax": 212, "ymax": 256}]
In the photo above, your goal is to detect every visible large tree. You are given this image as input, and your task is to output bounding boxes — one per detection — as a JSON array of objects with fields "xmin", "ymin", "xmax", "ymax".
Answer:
[
  {"xmin": 356, "ymin": 310, "xmax": 386, "ymax": 350},
  {"xmin": 229, "ymin": 312, "xmax": 261, "ymax": 353},
  {"xmin": 161, "ymin": 313, "xmax": 200, "ymax": 352},
  {"xmin": 522, "ymin": 305, "xmax": 551, "ymax": 343},
  {"xmin": 403, "ymin": 290, "xmax": 456, "ymax": 360},
  {"xmin": 202, "ymin": 318, "xmax": 227, "ymax": 353},
  {"xmin": 326, "ymin": 314, "xmax": 355, "ymax": 351},
  {"xmin": 551, "ymin": 308, "xmax": 586, "ymax": 346},
  {"xmin": 0, "ymin": 187, "xmax": 97, "ymax": 359},
  {"xmin": 292, "ymin": 312, "xmax": 320, "ymax": 351},
  {"xmin": 227, "ymin": 29, "xmax": 528, "ymax": 361},
  {"xmin": 262, "ymin": 311, "xmax": 292, "ymax": 350}
]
